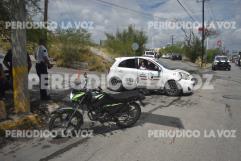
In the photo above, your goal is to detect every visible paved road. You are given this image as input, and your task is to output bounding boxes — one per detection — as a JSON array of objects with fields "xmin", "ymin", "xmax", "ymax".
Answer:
[{"xmin": 1, "ymin": 62, "xmax": 241, "ymax": 161}]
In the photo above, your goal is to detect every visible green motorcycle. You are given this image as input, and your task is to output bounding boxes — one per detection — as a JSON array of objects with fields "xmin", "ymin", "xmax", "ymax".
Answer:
[{"xmin": 49, "ymin": 74, "xmax": 145, "ymax": 133}]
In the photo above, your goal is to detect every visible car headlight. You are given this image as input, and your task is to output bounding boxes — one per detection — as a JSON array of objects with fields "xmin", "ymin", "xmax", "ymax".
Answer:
[
  {"xmin": 214, "ymin": 62, "xmax": 217, "ymax": 65},
  {"xmin": 179, "ymin": 72, "xmax": 190, "ymax": 80}
]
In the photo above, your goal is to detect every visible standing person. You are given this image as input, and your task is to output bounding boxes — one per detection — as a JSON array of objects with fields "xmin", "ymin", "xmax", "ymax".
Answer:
[
  {"xmin": 0, "ymin": 64, "xmax": 6, "ymax": 98},
  {"xmin": 35, "ymin": 39, "xmax": 53, "ymax": 100},
  {"xmin": 238, "ymin": 52, "xmax": 241, "ymax": 66},
  {"xmin": 3, "ymin": 49, "xmax": 32, "ymax": 89},
  {"xmin": 0, "ymin": 64, "xmax": 7, "ymax": 119}
]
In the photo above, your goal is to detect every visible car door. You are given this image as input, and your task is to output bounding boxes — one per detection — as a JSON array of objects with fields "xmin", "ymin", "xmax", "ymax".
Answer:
[
  {"xmin": 137, "ymin": 58, "xmax": 161, "ymax": 89},
  {"xmin": 117, "ymin": 58, "xmax": 138, "ymax": 89}
]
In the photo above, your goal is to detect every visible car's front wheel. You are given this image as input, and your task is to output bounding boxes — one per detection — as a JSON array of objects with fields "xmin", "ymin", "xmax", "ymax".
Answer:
[{"xmin": 164, "ymin": 80, "xmax": 181, "ymax": 96}]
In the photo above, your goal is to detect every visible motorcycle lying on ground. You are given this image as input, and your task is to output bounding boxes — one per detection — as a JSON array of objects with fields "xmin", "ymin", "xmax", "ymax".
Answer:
[{"xmin": 49, "ymin": 73, "xmax": 145, "ymax": 135}]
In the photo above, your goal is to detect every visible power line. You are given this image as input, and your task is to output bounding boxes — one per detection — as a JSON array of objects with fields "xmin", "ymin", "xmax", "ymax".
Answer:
[
  {"xmin": 207, "ymin": 2, "xmax": 217, "ymax": 21},
  {"xmin": 94, "ymin": 0, "xmax": 169, "ymax": 21},
  {"xmin": 176, "ymin": 0, "xmax": 196, "ymax": 22},
  {"xmin": 206, "ymin": 3, "xmax": 214, "ymax": 21}
]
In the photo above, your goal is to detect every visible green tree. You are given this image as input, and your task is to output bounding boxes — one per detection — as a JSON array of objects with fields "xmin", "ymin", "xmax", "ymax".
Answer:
[
  {"xmin": 0, "ymin": 0, "xmax": 41, "ymax": 41},
  {"xmin": 183, "ymin": 37, "xmax": 202, "ymax": 63},
  {"xmin": 182, "ymin": 29, "xmax": 202, "ymax": 63},
  {"xmin": 206, "ymin": 48, "xmax": 220, "ymax": 63},
  {"xmin": 56, "ymin": 28, "xmax": 92, "ymax": 46},
  {"xmin": 104, "ymin": 25, "xmax": 147, "ymax": 56},
  {"xmin": 52, "ymin": 28, "xmax": 92, "ymax": 66},
  {"xmin": 0, "ymin": 0, "xmax": 41, "ymax": 113},
  {"xmin": 161, "ymin": 42, "xmax": 184, "ymax": 54}
]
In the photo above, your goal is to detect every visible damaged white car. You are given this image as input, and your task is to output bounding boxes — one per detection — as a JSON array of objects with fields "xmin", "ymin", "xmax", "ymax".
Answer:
[{"xmin": 107, "ymin": 57, "xmax": 196, "ymax": 96}]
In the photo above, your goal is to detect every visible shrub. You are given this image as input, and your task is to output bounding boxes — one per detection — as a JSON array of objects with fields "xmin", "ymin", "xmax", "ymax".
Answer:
[{"xmin": 104, "ymin": 25, "xmax": 147, "ymax": 56}]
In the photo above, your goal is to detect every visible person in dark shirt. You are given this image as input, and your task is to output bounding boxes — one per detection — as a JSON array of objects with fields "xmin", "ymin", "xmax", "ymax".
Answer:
[
  {"xmin": 3, "ymin": 49, "xmax": 32, "ymax": 75},
  {"xmin": 35, "ymin": 39, "xmax": 53, "ymax": 100},
  {"xmin": 0, "ymin": 64, "xmax": 6, "ymax": 98},
  {"xmin": 3, "ymin": 49, "xmax": 32, "ymax": 90}
]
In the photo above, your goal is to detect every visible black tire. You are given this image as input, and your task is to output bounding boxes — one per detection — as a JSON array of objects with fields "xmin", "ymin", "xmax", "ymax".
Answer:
[
  {"xmin": 49, "ymin": 109, "xmax": 83, "ymax": 134},
  {"xmin": 116, "ymin": 102, "xmax": 141, "ymax": 128},
  {"xmin": 164, "ymin": 80, "xmax": 181, "ymax": 96},
  {"xmin": 108, "ymin": 77, "xmax": 123, "ymax": 91}
]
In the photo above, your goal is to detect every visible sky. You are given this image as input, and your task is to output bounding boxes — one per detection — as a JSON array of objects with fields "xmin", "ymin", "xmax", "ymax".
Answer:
[{"xmin": 44, "ymin": 0, "xmax": 241, "ymax": 52}]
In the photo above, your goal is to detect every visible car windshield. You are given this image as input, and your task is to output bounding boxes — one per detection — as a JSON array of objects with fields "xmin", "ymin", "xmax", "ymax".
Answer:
[
  {"xmin": 216, "ymin": 56, "xmax": 228, "ymax": 61},
  {"xmin": 146, "ymin": 52, "xmax": 155, "ymax": 55}
]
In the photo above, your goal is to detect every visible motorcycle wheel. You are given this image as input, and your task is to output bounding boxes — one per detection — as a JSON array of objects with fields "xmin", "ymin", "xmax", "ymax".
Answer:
[
  {"xmin": 116, "ymin": 102, "xmax": 141, "ymax": 128},
  {"xmin": 49, "ymin": 110, "xmax": 83, "ymax": 136}
]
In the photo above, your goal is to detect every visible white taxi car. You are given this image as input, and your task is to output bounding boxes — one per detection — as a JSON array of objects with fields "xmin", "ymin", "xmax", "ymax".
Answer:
[{"xmin": 107, "ymin": 57, "xmax": 196, "ymax": 96}]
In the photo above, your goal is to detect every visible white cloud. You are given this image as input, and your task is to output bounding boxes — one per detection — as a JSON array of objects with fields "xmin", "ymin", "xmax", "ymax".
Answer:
[{"xmin": 44, "ymin": 0, "xmax": 241, "ymax": 50}]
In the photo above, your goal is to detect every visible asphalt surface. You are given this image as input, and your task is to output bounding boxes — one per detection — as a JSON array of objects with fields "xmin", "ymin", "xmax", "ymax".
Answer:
[{"xmin": 1, "ymin": 61, "xmax": 241, "ymax": 161}]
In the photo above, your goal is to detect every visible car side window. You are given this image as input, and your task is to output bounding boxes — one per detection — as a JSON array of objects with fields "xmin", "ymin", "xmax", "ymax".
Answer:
[
  {"xmin": 139, "ymin": 59, "xmax": 159, "ymax": 71},
  {"xmin": 147, "ymin": 61, "xmax": 159, "ymax": 71},
  {"xmin": 118, "ymin": 59, "xmax": 137, "ymax": 69}
]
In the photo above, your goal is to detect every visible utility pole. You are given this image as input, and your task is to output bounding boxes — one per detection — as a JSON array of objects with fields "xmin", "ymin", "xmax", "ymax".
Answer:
[
  {"xmin": 171, "ymin": 35, "xmax": 174, "ymax": 46},
  {"xmin": 11, "ymin": 0, "xmax": 30, "ymax": 113},
  {"xmin": 201, "ymin": 0, "xmax": 205, "ymax": 67},
  {"xmin": 43, "ymin": 0, "xmax": 48, "ymax": 42},
  {"xmin": 197, "ymin": 0, "xmax": 209, "ymax": 67}
]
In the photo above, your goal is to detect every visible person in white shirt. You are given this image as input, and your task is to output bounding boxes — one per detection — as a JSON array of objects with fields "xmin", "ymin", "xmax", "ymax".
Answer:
[
  {"xmin": 140, "ymin": 61, "xmax": 146, "ymax": 70},
  {"xmin": 35, "ymin": 39, "xmax": 53, "ymax": 100}
]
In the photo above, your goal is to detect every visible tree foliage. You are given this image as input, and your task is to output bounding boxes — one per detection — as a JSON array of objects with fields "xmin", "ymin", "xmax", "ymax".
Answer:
[
  {"xmin": 104, "ymin": 25, "xmax": 147, "ymax": 56},
  {"xmin": 183, "ymin": 37, "xmax": 202, "ymax": 63},
  {"xmin": 0, "ymin": 0, "xmax": 41, "ymax": 42},
  {"xmin": 55, "ymin": 28, "xmax": 92, "ymax": 46},
  {"xmin": 161, "ymin": 42, "xmax": 184, "ymax": 55},
  {"xmin": 182, "ymin": 29, "xmax": 202, "ymax": 63},
  {"xmin": 206, "ymin": 48, "xmax": 221, "ymax": 63},
  {"xmin": 49, "ymin": 28, "xmax": 92, "ymax": 66}
]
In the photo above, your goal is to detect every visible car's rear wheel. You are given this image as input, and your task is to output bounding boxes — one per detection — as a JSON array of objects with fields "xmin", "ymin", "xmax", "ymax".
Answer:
[
  {"xmin": 109, "ymin": 77, "xmax": 123, "ymax": 91},
  {"xmin": 164, "ymin": 80, "xmax": 181, "ymax": 96}
]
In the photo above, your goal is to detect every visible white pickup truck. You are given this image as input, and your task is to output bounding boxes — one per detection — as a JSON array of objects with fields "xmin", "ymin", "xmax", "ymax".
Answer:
[{"xmin": 144, "ymin": 51, "xmax": 159, "ymax": 58}]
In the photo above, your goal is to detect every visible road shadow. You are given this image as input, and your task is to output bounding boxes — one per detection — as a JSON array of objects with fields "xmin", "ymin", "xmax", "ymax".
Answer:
[
  {"xmin": 138, "ymin": 112, "xmax": 184, "ymax": 129},
  {"xmin": 91, "ymin": 123, "xmax": 120, "ymax": 136},
  {"xmin": 88, "ymin": 111, "xmax": 184, "ymax": 137}
]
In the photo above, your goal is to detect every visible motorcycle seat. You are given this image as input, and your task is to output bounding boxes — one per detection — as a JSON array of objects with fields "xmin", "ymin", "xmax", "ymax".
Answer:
[{"xmin": 107, "ymin": 90, "xmax": 142, "ymax": 102}]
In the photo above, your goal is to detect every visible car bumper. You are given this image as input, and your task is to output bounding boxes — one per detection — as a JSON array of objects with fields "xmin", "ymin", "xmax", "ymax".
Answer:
[
  {"xmin": 178, "ymin": 79, "xmax": 196, "ymax": 93},
  {"xmin": 213, "ymin": 63, "xmax": 231, "ymax": 69}
]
